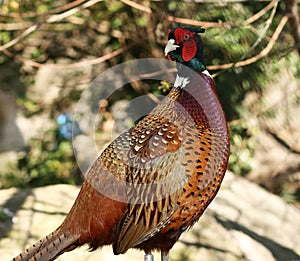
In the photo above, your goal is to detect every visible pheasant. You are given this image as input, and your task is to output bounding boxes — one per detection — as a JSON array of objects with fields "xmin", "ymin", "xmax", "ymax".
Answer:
[{"xmin": 12, "ymin": 26, "xmax": 230, "ymax": 261}]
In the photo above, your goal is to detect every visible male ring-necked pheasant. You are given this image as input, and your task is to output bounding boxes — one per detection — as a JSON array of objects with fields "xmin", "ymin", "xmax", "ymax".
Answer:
[{"xmin": 12, "ymin": 27, "xmax": 230, "ymax": 261}]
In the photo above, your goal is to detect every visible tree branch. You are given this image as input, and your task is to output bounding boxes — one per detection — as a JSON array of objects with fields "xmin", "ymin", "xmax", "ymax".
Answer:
[
  {"xmin": 120, "ymin": 0, "xmax": 152, "ymax": 14},
  {"xmin": 206, "ymin": 15, "xmax": 289, "ymax": 70},
  {"xmin": 167, "ymin": 16, "xmax": 236, "ymax": 28},
  {"xmin": 167, "ymin": 0, "xmax": 278, "ymax": 29},
  {"xmin": 239, "ymin": 0, "xmax": 279, "ymax": 60},
  {"xmin": 152, "ymin": 0, "xmax": 274, "ymax": 2},
  {"xmin": 22, "ymin": 42, "xmax": 137, "ymax": 68},
  {"xmin": 0, "ymin": 0, "xmax": 86, "ymax": 18},
  {"xmin": 0, "ymin": 0, "xmax": 104, "ymax": 52},
  {"xmin": 243, "ymin": 0, "xmax": 277, "ymax": 26}
]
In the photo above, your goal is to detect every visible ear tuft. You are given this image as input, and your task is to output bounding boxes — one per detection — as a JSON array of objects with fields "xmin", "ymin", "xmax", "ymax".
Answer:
[{"xmin": 195, "ymin": 28, "xmax": 205, "ymax": 34}]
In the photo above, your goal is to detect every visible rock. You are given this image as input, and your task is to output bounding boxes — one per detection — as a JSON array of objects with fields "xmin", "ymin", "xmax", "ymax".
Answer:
[
  {"xmin": 247, "ymin": 68, "xmax": 300, "ymax": 202},
  {"xmin": 0, "ymin": 63, "xmax": 95, "ymax": 183},
  {"xmin": 0, "ymin": 91, "xmax": 25, "ymax": 153},
  {"xmin": 32, "ymin": 64, "xmax": 92, "ymax": 106},
  {"xmin": 1, "ymin": 172, "xmax": 300, "ymax": 261}
]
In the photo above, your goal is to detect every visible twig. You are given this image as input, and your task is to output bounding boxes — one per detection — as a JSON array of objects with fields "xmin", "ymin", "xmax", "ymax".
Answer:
[
  {"xmin": 243, "ymin": 0, "xmax": 278, "ymax": 26},
  {"xmin": 120, "ymin": 0, "xmax": 152, "ymax": 14},
  {"xmin": 153, "ymin": 0, "xmax": 274, "ymax": 2},
  {"xmin": 0, "ymin": 0, "xmax": 86, "ymax": 18},
  {"xmin": 167, "ymin": 16, "xmax": 235, "ymax": 28},
  {"xmin": 138, "ymin": 68, "xmax": 177, "ymax": 78},
  {"xmin": 267, "ymin": 129, "xmax": 300, "ymax": 155},
  {"xmin": 0, "ymin": 22, "xmax": 32, "ymax": 31},
  {"xmin": 239, "ymin": 0, "xmax": 279, "ymax": 60},
  {"xmin": 247, "ymin": 25, "xmax": 271, "ymax": 42},
  {"xmin": 0, "ymin": 24, "xmax": 39, "ymax": 52},
  {"xmin": 22, "ymin": 42, "xmax": 137, "ymax": 68},
  {"xmin": 0, "ymin": 0, "xmax": 104, "ymax": 51},
  {"xmin": 206, "ymin": 15, "xmax": 289, "ymax": 70},
  {"xmin": 46, "ymin": 0, "xmax": 103, "ymax": 23},
  {"xmin": 38, "ymin": 0, "xmax": 87, "ymax": 16},
  {"xmin": 167, "ymin": 0, "xmax": 278, "ymax": 28}
]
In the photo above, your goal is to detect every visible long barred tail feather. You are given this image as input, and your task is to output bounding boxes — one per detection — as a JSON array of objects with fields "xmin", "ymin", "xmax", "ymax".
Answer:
[{"xmin": 12, "ymin": 228, "xmax": 79, "ymax": 261}]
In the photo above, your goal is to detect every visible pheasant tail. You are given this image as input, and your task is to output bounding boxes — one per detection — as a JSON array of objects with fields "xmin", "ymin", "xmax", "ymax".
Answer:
[{"xmin": 12, "ymin": 228, "xmax": 79, "ymax": 261}]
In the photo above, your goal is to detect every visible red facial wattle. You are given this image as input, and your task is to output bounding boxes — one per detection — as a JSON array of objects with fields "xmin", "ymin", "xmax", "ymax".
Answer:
[
  {"xmin": 174, "ymin": 28, "xmax": 197, "ymax": 62},
  {"xmin": 182, "ymin": 38, "xmax": 197, "ymax": 62}
]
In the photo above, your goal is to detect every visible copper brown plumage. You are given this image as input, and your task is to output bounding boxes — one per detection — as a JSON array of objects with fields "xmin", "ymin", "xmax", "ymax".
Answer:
[{"xmin": 12, "ymin": 26, "xmax": 230, "ymax": 261}]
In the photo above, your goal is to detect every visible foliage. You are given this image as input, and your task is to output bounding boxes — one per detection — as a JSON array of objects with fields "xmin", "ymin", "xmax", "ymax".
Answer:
[
  {"xmin": 0, "ymin": 127, "xmax": 80, "ymax": 188},
  {"xmin": 228, "ymin": 123, "xmax": 255, "ymax": 175}
]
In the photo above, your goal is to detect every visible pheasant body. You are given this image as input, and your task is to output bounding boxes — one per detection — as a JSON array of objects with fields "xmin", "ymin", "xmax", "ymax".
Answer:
[
  {"xmin": 12, "ymin": 27, "xmax": 229, "ymax": 261},
  {"xmin": 126, "ymin": 70, "xmax": 229, "ymax": 256}
]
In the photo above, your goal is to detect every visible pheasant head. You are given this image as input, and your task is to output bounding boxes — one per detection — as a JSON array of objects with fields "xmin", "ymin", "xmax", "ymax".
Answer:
[{"xmin": 165, "ymin": 27, "xmax": 206, "ymax": 72}]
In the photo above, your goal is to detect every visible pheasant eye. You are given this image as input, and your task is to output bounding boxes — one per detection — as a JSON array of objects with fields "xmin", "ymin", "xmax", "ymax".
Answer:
[{"xmin": 184, "ymin": 33, "xmax": 190, "ymax": 41}]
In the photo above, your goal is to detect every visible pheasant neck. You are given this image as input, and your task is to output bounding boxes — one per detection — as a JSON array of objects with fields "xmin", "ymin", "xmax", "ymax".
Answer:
[
  {"xmin": 176, "ymin": 57, "xmax": 206, "ymax": 74},
  {"xmin": 173, "ymin": 64, "xmax": 226, "ymax": 135},
  {"xmin": 188, "ymin": 57, "xmax": 206, "ymax": 72},
  {"xmin": 175, "ymin": 60, "xmax": 210, "ymax": 89}
]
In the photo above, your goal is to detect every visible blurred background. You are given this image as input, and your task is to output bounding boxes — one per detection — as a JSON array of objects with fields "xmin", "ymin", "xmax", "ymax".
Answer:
[{"xmin": 0, "ymin": 0, "xmax": 300, "ymax": 260}]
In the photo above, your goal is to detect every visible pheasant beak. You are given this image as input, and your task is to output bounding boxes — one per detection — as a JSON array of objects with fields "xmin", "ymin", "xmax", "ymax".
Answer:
[{"xmin": 164, "ymin": 39, "xmax": 179, "ymax": 56}]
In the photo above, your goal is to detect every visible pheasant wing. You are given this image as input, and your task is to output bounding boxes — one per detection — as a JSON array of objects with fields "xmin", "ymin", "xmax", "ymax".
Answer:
[{"xmin": 114, "ymin": 110, "xmax": 191, "ymax": 253}]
